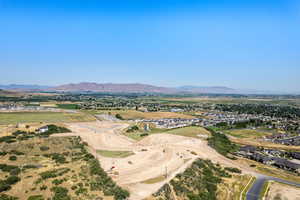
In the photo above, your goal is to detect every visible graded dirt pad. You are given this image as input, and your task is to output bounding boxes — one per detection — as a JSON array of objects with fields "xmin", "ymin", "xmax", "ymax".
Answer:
[
  {"xmin": 59, "ymin": 121, "xmax": 257, "ymax": 200},
  {"xmin": 266, "ymin": 182, "xmax": 300, "ymax": 200}
]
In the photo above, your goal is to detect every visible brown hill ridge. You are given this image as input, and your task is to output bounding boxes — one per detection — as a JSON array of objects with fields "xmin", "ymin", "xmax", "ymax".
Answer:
[{"xmin": 52, "ymin": 82, "xmax": 178, "ymax": 93}]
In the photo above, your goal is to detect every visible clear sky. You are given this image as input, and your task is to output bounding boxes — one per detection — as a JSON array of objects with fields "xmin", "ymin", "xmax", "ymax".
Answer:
[{"xmin": 0, "ymin": 0, "xmax": 299, "ymax": 92}]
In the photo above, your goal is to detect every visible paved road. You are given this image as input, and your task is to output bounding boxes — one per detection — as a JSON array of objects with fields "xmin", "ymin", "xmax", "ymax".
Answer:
[{"xmin": 246, "ymin": 175, "xmax": 300, "ymax": 200}]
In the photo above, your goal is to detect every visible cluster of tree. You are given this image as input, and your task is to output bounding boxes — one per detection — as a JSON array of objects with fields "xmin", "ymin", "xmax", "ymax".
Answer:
[
  {"xmin": 0, "ymin": 176, "xmax": 20, "ymax": 192},
  {"xmin": 207, "ymin": 128, "xmax": 239, "ymax": 158},
  {"xmin": 38, "ymin": 168, "xmax": 71, "ymax": 181},
  {"xmin": 216, "ymin": 104, "xmax": 300, "ymax": 119},
  {"xmin": 0, "ymin": 164, "xmax": 21, "ymax": 193},
  {"xmin": 43, "ymin": 153, "xmax": 67, "ymax": 164}
]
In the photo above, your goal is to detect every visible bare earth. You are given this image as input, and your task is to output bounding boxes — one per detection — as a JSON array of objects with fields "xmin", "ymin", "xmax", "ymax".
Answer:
[
  {"xmin": 266, "ymin": 182, "xmax": 300, "ymax": 200},
  {"xmin": 55, "ymin": 121, "xmax": 257, "ymax": 200}
]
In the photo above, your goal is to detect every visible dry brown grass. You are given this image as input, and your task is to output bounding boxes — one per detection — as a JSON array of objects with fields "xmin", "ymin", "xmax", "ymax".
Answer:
[
  {"xmin": 1, "ymin": 136, "xmax": 114, "ymax": 200},
  {"xmin": 236, "ymin": 158, "xmax": 300, "ymax": 183},
  {"xmin": 98, "ymin": 110, "xmax": 195, "ymax": 120},
  {"xmin": 217, "ymin": 174, "xmax": 253, "ymax": 200},
  {"xmin": 230, "ymin": 137, "xmax": 300, "ymax": 151},
  {"xmin": 265, "ymin": 181, "xmax": 300, "ymax": 200}
]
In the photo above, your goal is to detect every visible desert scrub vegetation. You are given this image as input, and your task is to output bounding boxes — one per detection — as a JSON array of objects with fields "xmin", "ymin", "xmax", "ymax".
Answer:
[
  {"xmin": 0, "ymin": 194, "xmax": 18, "ymax": 200},
  {"xmin": 153, "ymin": 159, "xmax": 234, "ymax": 200},
  {"xmin": 0, "ymin": 124, "xmax": 71, "ymax": 144},
  {"xmin": 0, "ymin": 133, "xmax": 129, "ymax": 200}
]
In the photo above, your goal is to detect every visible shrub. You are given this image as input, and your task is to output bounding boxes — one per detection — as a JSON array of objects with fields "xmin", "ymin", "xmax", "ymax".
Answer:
[
  {"xmin": 126, "ymin": 125, "xmax": 139, "ymax": 133},
  {"xmin": 0, "ymin": 164, "xmax": 20, "ymax": 175},
  {"xmin": 75, "ymin": 187, "xmax": 88, "ymax": 195},
  {"xmin": 27, "ymin": 195, "xmax": 44, "ymax": 200},
  {"xmin": 224, "ymin": 167, "xmax": 242, "ymax": 174},
  {"xmin": 0, "ymin": 176, "xmax": 20, "ymax": 192},
  {"xmin": 52, "ymin": 179, "xmax": 64, "ymax": 185},
  {"xmin": 0, "ymin": 182, "xmax": 11, "ymax": 192},
  {"xmin": 12, "ymin": 130, "xmax": 26, "ymax": 136},
  {"xmin": 140, "ymin": 133, "xmax": 149, "ymax": 137},
  {"xmin": 71, "ymin": 185, "xmax": 77, "ymax": 190},
  {"xmin": 39, "ymin": 146, "xmax": 50, "ymax": 151},
  {"xmin": 51, "ymin": 187, "xmax": 71, "ymax": 200},
  {"xmin": 0, "ymin": 152, "xmax": 7, "ymax": 156},
  {"xmin": 23, "ymin": 165, "xmax": 39, "ymax": 170},
  {"xmin": 5, "ymin": 176, "xmax": 20, "ymax": 185},
  {"xmin": 9, "ymin": 150, "xmax": 24, "ymax": 155},
  {"xmin": 0, "ymin": 136, "xmax": 17, "ymax": 143},
  {"xmin": 9, "ymin": 156, "xmax": 17, "ymax": 161},
  {"xmin": 115, "ymin": 114, "xmax": 123, "ymax": 120},
  {"xmin": 39, "ymin": 168, "xmax": 70, "ymax": 180},
  {"xmin": 44, "ymin": 153, "xmax": 66, "ymax": 164},
  {"xmin": 40, "ymin": 185, "xmax": 47, "ymax": 190},
  {"xmin": 0, "ymin": 194, "xmax": 18, "ymax": 200}
]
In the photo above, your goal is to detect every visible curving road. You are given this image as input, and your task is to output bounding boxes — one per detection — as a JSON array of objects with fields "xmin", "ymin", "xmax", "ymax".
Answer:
[{"xmin": 246, "ymin": 174, "xmax": 300, "ymax": 200}]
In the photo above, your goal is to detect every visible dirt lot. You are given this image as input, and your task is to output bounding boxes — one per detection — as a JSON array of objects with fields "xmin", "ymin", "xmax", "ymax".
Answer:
[
  {"xmin": 58, "ymin": 121, "xmax": 258, "ymax": 200},
  {"xmin": 265, "ymin": 182, "xmax": 300, "ymax": 200}
]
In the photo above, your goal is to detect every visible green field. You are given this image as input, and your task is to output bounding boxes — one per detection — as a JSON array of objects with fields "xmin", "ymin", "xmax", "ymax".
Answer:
[
  {"xmin": 0, "ymin": 112, "xmax": 95, "ymax": 125},
  {"xmin": 96, "ymin": 150, "xmax": 135, "ymax": 158},
  {"xmin": 56, "ymin": 104, "xmax": 79, "ymax": 109},
  {"xmin": 224, "ymin": 129, "xmax": 274, "ymax": 139}
]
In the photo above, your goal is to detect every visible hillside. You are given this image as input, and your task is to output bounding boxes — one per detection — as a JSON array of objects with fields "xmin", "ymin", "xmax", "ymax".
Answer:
[
  {"xmin": 0, "ymin": 82, "xmax": 273, "ymax": 94},
  {"xmin": 149, "ymin": 159, "xmax": 249, "ymax": 200},
  {"xmin": 178, "ymin": 86, "xmax": 237, "ymax": 94},
  {"xmin": 51, "ymin": 82, "xmax": 178, "ymax": 94}
]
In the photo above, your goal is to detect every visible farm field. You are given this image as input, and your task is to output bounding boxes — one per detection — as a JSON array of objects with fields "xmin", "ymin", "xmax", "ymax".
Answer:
[{"xmin": 0, "ymin": 112, "xmax": 95, "ymax": 125}]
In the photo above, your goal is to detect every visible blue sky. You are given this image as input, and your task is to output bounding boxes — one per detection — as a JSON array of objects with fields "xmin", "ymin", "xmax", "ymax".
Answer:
[{"xmin": 0, "ymin": 0, "xmax": 299, "ymax": 92}]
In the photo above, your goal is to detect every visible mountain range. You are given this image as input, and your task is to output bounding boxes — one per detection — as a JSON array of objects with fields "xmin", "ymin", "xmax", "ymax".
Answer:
[{"xmin": 0, "ymin": 82, "xmax": 290, "ymax": 94}]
